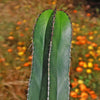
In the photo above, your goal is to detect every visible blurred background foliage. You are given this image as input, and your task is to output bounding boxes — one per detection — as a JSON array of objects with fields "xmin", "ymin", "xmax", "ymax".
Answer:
[{"xmin": 0, "ymin": 0, "xmax": 100, "ymax": 100}]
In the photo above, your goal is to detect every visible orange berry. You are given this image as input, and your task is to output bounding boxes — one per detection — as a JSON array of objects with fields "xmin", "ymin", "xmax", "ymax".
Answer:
[
  {"xmin": 86, "ymin": 88, "xmax": 91, "ymax": 92},
  {"xmin": 0, "ymin": 58, "xmax": 5, "ymax": 62},
  {"xmin": 28, "ymin": 55, "xmax": 32, "ymax": 61},
  {"xmin": 8, "ymin": 49, "xmax": 13, "ymax": 53},
  {"xmin": 88, "ymin": 32, "xmax": 93, "ymax": 35},
  {"xmin": 89, "ymin": 91, "xmax": 97, "ymax": 99},
  {"xmin": 76, "ymin": 36, "xmax": 82, "ymax": 40},
  {"xmin": 52, "ymin": 1, "xmax": 56, "ymax": 5},
  {"xmin": 87, "ymin": 13, "xmax": 91, "ymax": 17},
  {"xmin": 71, "ymin": 82, "xmax": 78, "ymax": 88},
  {"xmin": 80, "ymin": 92, "xmax": 88, "ymax": 99},
  {"xmin": 79, "ymin": 98, "xmax": 87, "ymax": 100},
  {"xmin": 85, "ymin": 54, "xmax": 90, "ymax": 57},
  {"xmin": 83, "ymin": 62, "xmax": 87, "ymax": 68},
  {"xmin": 79, "ymin": 84, "xmax": 87, "ymax": 91},
  {"xmin": 76, "ymin": 41, "xmax": 81, "ymax": 45},
  {"xmin": 17, "ymin": 46, "xmax": 22, "ymax": 51},
  {"xmin": 92, "ymin": 43, "xmax": 97, "ymax": 47},
  {"xmin": 20, "ymin": 33, "xmax": 24, "ymax": 37},
  {"xmin": 91, "ymin": 94, "xmax": 97, "ymax": 99},
  {"xmin": 76, "ymin": 67, "xmax": 83, "ymax": 72},
  {"xmin": 23, "ymin": 62, "xmax": 30, "ymax": 67},
  {"xmin": 73, "ymin": 10, "xmax": 77, "ymax": 13},
  {"xmin": 81, "ymin": 40, "xmax": 86, "ymax": 45},
  {"xmin": 70, "ymin": 91, "xmax": 77, "ymax": 98},
  {"xmin": 18, "ymin": 42, "xmax": 25, "ymax": 45},
  {"xmin": 94, "ymin": 64, "xmax": 100, "ymax": 71},
  {"xmin": 79, "ymin": 61, "xmax": 85, "ymax": 66},
  {"xmin": 77, "ymin": 36, "xmax": 86, "ymax": 40},
  {"xmin": 78, "ymin": 57, "xmax": 82, "ymax": 60},
  {"xmin": 8, "ymin": 36, "xmax": 14, "ymax": 40},
  {"xmin": 25, "ymin": 27, "xmax": 29, "ymax": 31},
  {"xmin": 94, "ymin": 64, "xmax": 98, "ymax": 67},
  {"xmin": 87, "ymin": 41, "xmax": 92, "ymax": 44},
  {"xmin": 89, "ymin": 91, "xmax": 95, "ymax": 95},
  {"xmin": 17, "ymin": 21, "xmax": 21, "ymax": 25},
  {"xmin": 15, "ymin": 66, "xmax": 21, "ymax": 70}
]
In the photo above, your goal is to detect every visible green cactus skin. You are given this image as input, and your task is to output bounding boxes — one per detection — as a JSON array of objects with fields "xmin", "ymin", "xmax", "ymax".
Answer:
[
  {"xmin": 27, "ymin": 9, "xmax": 54, "ymax": 100},
  {"xmin": 27, "ymin": 9, "xmax": 72, "ymax": 100},
  {"xmin": 49, "ymin": 11, "xmax": 72, "ymax": 100}
]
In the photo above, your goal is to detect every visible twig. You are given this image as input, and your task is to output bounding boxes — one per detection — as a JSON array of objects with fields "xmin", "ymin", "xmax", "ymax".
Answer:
[{"xmin": 2, "ymin": 81, "xmax": 28, "ymax": 86}]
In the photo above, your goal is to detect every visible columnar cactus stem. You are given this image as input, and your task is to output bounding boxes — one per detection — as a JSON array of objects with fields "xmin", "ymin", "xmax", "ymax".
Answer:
[{"xmin": 27, "ymin": 9, "xmax": 72, "ymax": 100}]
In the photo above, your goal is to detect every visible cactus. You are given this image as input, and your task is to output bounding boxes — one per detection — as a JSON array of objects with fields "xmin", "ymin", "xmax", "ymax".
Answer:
[{"xmin": 27, "ymin": 9, "xmax": 72, "ymax": 100}]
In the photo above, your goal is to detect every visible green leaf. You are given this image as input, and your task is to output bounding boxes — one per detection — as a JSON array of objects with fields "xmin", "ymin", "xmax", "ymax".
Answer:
[
  {"xmin": 27, "ymin": 9, "xmax": 55, "ymax": 100},
  {"xmin": 49, "ymin": 11, "xmax": 72, "ymax": 100}
]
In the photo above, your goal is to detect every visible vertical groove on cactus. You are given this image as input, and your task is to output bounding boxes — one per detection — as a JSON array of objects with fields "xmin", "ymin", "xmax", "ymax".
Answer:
[
  {"xmin": 39, "ymin": 10, "xmax": 56, "ymax": 100},
  {"xmin": 47, "ymin": 9, "xmax": 56, "ymax": 100}
]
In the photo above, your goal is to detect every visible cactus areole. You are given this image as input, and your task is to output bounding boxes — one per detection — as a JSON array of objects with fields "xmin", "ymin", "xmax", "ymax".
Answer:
[{"xmin": 27, "ymin": 9, "xmax": 72, "ymax": 100}]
